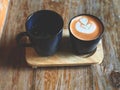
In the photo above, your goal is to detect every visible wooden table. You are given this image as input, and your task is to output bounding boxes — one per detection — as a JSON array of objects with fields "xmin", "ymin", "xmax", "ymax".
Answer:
[{"xmin": 0, "ymin": 0, "xmax": 120, "ymax": 90}]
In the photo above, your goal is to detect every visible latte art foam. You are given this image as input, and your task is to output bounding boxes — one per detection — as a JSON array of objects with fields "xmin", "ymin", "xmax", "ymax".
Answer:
[
  {"xmin": 70, "ymin": 15, "xmax": 102, "ymax": 41},
  {"xmin": 75, "ymin": 17, "xmax": 97, "ymax": 34}
]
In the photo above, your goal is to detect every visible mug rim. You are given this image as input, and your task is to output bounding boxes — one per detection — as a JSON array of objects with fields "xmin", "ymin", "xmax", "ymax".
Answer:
[
  {"xmin": 25, "ymin": 10, "xmax": 64, "ymax": 39},
  {"xmin": 68, "ymin": 14, "xmax": 104, "ymax": 41}
]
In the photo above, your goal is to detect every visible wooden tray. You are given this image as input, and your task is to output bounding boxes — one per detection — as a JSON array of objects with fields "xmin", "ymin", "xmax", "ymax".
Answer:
[{"xmin": 26, "ymin": 29, "xmax": 104, "ymax": 67}]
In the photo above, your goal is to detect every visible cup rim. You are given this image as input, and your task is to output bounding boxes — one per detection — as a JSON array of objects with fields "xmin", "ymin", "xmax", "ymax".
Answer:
[
  {"xmin": 68, "ymin": 14, "xmax": 104, "ymax": 41},
  {"xmin": 25, "ymin": 10, "xmax": 64, "ymax": 39}
]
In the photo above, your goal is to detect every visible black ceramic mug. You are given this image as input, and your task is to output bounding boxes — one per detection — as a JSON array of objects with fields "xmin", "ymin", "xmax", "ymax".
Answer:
[
  {"xmin": 68, "ymin": 14, "xmax": 104, "ymax": 55},
  {"xmin": 16, "ymin": 10, "xmax": 64, "ymax": 56}
]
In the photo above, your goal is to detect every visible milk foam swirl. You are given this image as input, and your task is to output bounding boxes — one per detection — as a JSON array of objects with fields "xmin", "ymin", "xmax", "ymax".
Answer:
[{"xmin": 75, "ymin": 18, "xmax": 96, "ymax": 34}]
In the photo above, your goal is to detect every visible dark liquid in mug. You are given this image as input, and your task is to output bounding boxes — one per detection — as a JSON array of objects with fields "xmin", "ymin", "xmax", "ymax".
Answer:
[
  {"xmin": 26, "ymin": 10, "xmax": 63, "ymax": 39},
  {"xmin": 30, "ymin": 25, "xmax": 53, "ymax": 38}
]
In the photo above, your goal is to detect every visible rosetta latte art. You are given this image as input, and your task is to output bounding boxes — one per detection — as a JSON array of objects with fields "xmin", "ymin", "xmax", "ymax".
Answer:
[
  {"xmin": 70, "ymin": 15, "xmax": 102, "ymax": 40},
  {"xmin": 75, "ymin": 18, "xmax": 96, "ymax": 34}
]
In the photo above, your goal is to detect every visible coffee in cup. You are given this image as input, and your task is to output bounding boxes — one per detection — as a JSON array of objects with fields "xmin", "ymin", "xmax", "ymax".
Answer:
[{"xmin": 69, "ymin": 14, "xmax": 104, "ymax": 55}]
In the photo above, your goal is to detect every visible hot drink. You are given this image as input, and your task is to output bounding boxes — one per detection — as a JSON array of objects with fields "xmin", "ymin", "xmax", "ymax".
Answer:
[
  {"xmin": 69, "ymin": 14, "xmax": 104, "ymax": 54},
  {"xmin": 70, "ymin": 15, "xmax": 103, "ymax": 41}
]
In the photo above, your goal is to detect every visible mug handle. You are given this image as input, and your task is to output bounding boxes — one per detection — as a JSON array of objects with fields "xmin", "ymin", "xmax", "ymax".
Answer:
[{"xmin": 16, "ymin": 32, "xmax": 32, "ymax": 47}]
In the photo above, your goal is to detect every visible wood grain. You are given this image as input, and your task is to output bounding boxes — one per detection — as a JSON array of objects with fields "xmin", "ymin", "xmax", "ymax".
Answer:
[
  {"xmin": 0, "ymin": 0, "xmax": 120, "ymax": 90},
  {"xmin": 91, "ymin": 0, "xmax": 120, "ymax": 90}
]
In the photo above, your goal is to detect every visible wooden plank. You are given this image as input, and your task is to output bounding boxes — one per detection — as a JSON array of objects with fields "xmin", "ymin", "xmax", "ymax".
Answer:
[
  {"xmin": 0, "ymin": 0, "xmax": 39, "ymax": 90},
  {"xmin": 35, "ymin": 0, "xmax": 93, "ymax": 90},
  {"xmin": 91, "ymin": 0, "xmax": 120, "ymax": 90},
  {"xmin": 35, "ymin": 66, "xmax": 93, "ymax": 90}
]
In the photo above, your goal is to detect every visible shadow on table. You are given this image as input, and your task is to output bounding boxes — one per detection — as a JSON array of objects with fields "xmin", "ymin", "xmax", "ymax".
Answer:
[
  {"xmin": 0, "ymin": 39, "xmax": 31, "ymax": 69},
  {"xmin": 0, "ymin": 36, "xmax": 91, "ymax": 69},
  {"xmin": 58, "ymin": 36, "xmax": 73, "ymax": 53}
]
